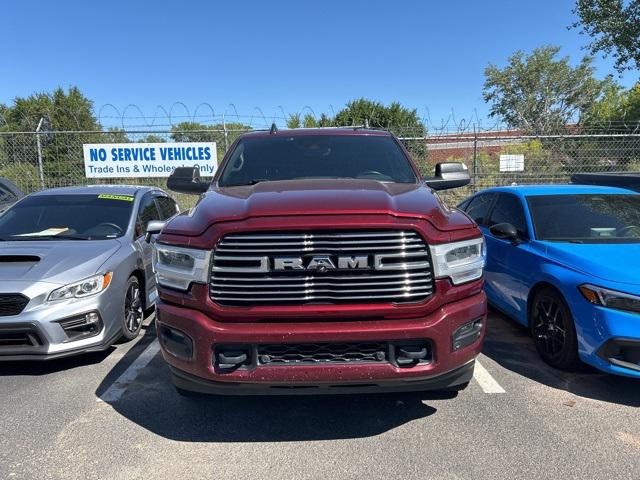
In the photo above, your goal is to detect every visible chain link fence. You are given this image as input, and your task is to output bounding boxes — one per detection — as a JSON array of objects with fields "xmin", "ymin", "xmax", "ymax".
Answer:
[
  {"xmin": 402, "ymin": 130, "xmax": 640, "ymax": 205},
  {"xmin": 1, "ymin": 126, "xmax": 639, "ymax": 209}
]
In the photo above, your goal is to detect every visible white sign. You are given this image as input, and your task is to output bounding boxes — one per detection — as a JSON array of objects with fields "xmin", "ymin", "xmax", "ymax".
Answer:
[
  {"xmin": 82, "ymin": 142, "xmax": 217, "ymax": 178},
  {"xmin": 499, "ymin": 154, "xmax": 524, "ymax": 172}
]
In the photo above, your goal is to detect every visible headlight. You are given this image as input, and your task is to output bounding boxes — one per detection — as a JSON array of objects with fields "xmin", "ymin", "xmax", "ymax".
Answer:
[
  {"xmin": 154, "ymin": 243, "xmax": 212, "ymax": 291},
  {"xmin": 48, "ymin": 272, "xmax": 113, "ymax": 302},
  {"xmin": 579, "ymin": 284, "xmax": 640, "ymax": 314},
  {"xmin": 429, "ymin": 238, "xmax": 485, "ymax": 285}
]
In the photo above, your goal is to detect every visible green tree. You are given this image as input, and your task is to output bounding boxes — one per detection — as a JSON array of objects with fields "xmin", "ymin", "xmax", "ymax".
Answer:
[
  {"xmin": 584, "ymin": 82, "xmax": 640, "ymax": 129},
  {"xmin": 0, "ymin": 87, "xmax": 100, "ymax": 188},
  {"xmin": 316, "ymin": 113, "xmax": 333, "ymax": 127},
  {"xmin": 103, "ymin": 128, "xmax": 130, "ymax": 142},
  {"xmin": 333, "ymin": 98, "xmax": 426, "ymax": 137},
  {"xmin": 573, "ymin": 0, "xmax": 640, "ymax": 74},
  {"xmin": 170, "ymin": 121, "xmax": 251, "ymax": 159},
  {"xmin": 286, "ymin": 113, "xmax": 301, "ymax": 129},
  {"xmin": 0, "ymin": 87, "xmax": 99, "ymax": 132},
  {"xmin": 302, "ymin": 113, "xmax": 318, "ymax": 128},
  {"xmin": 483, "ymin": 46, "xmax": 609, "ymax": 134},
  {"xmin": 580, "ymin": 82, "xmax": 640, "ymax": 168},
  {"xmin": 139, "ymin": 134, "xmax": 166, "ymax": 143}
]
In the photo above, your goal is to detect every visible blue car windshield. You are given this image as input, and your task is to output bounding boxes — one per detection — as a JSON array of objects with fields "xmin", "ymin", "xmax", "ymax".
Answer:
[
  {"xmin": 0, "ymin": 194, "xmax": 134, "ymax": 240},
  {"xmin": 528, "ymin": 194, "xmax": 640, "ymax": 243}
]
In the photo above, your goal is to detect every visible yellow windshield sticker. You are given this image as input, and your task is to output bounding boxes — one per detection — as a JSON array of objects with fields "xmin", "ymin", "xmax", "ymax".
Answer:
[
  {"xmin": 15, "ymin": 228, "xmax": 69, "ymax": 237},
  {"xmin": 98, "ymin": 194, "xmax": 134, "ymax": 202}
]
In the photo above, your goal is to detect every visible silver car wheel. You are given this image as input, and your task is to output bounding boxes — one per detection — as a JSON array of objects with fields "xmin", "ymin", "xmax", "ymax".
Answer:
[{"xmin": 124, "ymin": 280, "xmax": 143, "ymax": 334}]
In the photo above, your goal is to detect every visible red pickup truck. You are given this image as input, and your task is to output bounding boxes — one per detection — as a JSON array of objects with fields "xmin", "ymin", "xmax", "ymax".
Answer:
[{"xmin": 151, "ymin": 128, "xmax": 486, "ymax": 395}]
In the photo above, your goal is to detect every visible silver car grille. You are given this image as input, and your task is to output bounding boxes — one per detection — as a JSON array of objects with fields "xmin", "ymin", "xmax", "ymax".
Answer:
[{"xmin": 209, "ymin": 230, "xmax": 434, "ymax": 305}]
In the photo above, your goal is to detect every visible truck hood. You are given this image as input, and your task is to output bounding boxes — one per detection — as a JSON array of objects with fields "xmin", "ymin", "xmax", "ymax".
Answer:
[
  {"xmin": 544, "ymin": 242, "xmax": 640, "ymax": 286},
  {"xmin": 164, "ymin": 179, "xmax": 474, "ymax": 236},
  {"xmin": 0, "ymin": 239, "xmax": 122, "ymax": 286}
]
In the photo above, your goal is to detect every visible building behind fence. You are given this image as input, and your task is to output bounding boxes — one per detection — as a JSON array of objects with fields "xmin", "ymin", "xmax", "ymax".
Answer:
[{"xmin": 1, "ymin": 125, "xmax": 639, "ymax": 208}]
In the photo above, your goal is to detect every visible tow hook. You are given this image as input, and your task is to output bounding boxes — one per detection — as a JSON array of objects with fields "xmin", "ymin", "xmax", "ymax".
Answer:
[
  {"xmin": 396, "ymin": 345, "xmax": 429, "ymax": 366},
  {"xmin": 216, "ymin": 350, "xmax": 249, "ymax": 369}
]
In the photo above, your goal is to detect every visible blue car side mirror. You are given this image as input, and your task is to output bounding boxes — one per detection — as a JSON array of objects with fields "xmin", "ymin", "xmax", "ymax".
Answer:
[{"xmin": 490, "ymin": 223, "xmax": 520, "ymax": 244}]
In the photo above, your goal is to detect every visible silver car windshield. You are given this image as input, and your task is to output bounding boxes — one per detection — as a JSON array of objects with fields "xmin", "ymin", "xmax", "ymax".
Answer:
[{"xmin": 0, "ymin": 194, "xmax": 134, "ymax": 240}]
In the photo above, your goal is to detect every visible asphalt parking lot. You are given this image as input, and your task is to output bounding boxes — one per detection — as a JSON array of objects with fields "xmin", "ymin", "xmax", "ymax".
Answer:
[{"xmin": 1, "ymin": 309, "xmax": 639, "ymax": 480}]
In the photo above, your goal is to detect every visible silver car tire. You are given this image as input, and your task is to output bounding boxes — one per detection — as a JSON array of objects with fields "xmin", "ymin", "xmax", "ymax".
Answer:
[{"xmin": 120, "ymin": 275, "xmax": 144, "ymax": 341}]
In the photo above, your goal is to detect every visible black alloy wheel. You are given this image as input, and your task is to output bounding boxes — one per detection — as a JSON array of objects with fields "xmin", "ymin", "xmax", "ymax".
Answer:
[
  {"xmin": 121, "ymin": 275, "xmax": 144, "ymax": 341},
  {"xmin": 530, "ymin": 287, "xmax": 581, "ymax": 370}
]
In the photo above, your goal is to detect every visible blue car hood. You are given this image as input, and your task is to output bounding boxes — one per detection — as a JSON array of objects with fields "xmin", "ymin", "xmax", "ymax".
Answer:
[{"xmin": 544, "ymin": 242, "xmax": 640, "ymax": 286}]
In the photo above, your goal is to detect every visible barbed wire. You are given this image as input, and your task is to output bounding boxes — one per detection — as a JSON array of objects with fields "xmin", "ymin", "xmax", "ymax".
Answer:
[{"xmin": 2, "ymin": 101, "xmax": 640, "ymax": 135}]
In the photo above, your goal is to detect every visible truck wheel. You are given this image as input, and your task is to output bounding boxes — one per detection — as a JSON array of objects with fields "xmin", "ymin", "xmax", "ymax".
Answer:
[
  {"xmin": 530, "ymin": 287, "xmax": 581, "ymax": 370},
  {"xmin": 120, "ymin": 275, "xmax": 144, "ymax": 341}
]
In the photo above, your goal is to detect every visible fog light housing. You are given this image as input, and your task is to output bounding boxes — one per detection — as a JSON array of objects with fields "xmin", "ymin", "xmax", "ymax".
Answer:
[
  {"xmin": 158, "ymin": 324, "xmax": 193, "ymax": 361},
  {"xmin": 452, "ymin": 318, "xmax": 483, "ymax": 351},
  {"xmin": 598, "ymin": 338, "xmax": 640, "ymax": 372},
  {"xmin": 57, "ymin": 311, "xmax": 103, "ymax": 342}
]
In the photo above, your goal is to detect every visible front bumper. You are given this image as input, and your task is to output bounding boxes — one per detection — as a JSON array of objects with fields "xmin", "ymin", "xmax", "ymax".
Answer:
[
  {"xmin": 156, "ymin": 291, "xmax": 487, "ymax": 394},
  {"xmin": 170, "ymin": 360, "xmax": 476, "ymax": 395},
  {"xmin": 571, "ymin": 300, "xmax": 640, "ymax": 378},
  {"xmin": 0, "ymin": 283, "xmax": 123, "ymax": 361}
]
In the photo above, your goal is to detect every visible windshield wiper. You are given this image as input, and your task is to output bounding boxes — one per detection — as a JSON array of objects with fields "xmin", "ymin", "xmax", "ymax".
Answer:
[{"xmin": 224, "ymin": 179, "xmax": 269, "ymax": 187}]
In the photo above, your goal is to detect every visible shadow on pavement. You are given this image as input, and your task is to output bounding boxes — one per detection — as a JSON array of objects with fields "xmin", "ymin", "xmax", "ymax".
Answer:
[
  {"xmin": 0, "ymin": 348, "xmax": 114, "ymax": 376},
  {"xmin": 98, "ymin": 326, "xmax": 448, "ymax": 441},
  {"xmin": 483, "ymin": 307, "xmax": 640, "ymax": 407},
  {"xmin": 0, "ymin": 314, "xmax": 156, "ymax": 378},
  {"xmin": 105, "ymin": 378, "xmax": 442, "ymax": 442}
]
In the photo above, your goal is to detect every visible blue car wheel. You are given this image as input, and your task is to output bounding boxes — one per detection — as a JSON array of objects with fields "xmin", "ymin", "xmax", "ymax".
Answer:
[{"xmin": 530, "ymin": 287, "xmax": 581, "ymax": 370}]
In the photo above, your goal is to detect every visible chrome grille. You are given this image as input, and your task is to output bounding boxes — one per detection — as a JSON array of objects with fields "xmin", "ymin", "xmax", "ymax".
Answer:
[{"xmin": 209, "ymin": 230, "xmax": 434, "ymax": 305}]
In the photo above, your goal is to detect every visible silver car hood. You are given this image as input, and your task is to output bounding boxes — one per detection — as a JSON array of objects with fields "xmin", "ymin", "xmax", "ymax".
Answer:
[{"xmin": 0, "ymin": 239, "xmax": 123, "ymax": 286}]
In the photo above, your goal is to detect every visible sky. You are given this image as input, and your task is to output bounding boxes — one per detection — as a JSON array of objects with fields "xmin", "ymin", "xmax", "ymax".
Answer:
[{"xmin": 1, "ymin": 0, "xmax": 636, "ymax": 130}]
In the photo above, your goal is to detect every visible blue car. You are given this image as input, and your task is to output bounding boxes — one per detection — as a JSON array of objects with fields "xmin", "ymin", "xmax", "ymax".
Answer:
[{"xmin": 459, "ymin": 185, "xmax": 640, "ymax": 378}]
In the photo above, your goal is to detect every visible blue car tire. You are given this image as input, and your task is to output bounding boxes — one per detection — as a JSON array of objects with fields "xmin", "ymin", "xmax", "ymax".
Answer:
[{"xmin": 530, "ymin": 287, "xmax": 581, "ymax": 370}]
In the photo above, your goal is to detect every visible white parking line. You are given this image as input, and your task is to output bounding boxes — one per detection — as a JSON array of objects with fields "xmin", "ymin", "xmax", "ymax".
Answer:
[
  {"xmin": 473, "ymin": 359, "xmax": 506, "ymax": 393},
  {"xmin": 97, "ymin": 339, "xmax": 160, "ymax": 403}
]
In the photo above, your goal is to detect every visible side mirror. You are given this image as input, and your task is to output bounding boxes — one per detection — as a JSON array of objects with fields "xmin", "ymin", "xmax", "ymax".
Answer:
[
  {"xmin": 167, "ymin": 167, "xmax": 210, "ymax": 195},
  {"xmin": 145, "ymin": 220, "xmax": 166, "ymax": 243},
  {"xmin": 425, "ymin": 162, "xmax": 470, "ymax": 191},
  {"xmin": 489, "ymin": 223, "xmax": 519, "ymax": 243}
]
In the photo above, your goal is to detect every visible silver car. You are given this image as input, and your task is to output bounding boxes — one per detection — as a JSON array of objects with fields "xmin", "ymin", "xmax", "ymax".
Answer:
[
  {"xmin": 0, "ymin": 177, "xmax": 23, "ymax": 213},
  {"xmin": 0, "ymin": 185, "xmax": 179, "ymax": 360}
]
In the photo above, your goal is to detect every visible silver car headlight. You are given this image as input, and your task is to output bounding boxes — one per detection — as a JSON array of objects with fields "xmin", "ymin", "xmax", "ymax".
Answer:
[
  {"xmin": 47, "ymin": 272, "xmax": 113, "ymax": 302},
  {"xmin": 579, "ymin": 284, "xmax": 640, "ymax": 314},
  {"xmin": 154, "ymin": 243, "xmax": 212, "ymax": 291},
  {"xmin": 429, "ymin": 238, "xmax": 485, "ymax": 285}
]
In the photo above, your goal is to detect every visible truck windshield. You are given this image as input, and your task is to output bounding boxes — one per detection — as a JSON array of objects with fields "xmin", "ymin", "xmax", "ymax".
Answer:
[
  {"xmin": 218, "ymin": 134, "xmax": 418, "ymax": 187},
  {"xmin": 528, "ymin": 194, "xmax": 640, "ymax": 243},
  {"xmin": 0, "ymin": 194, "xmax": 134, "ymax": 240}
]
